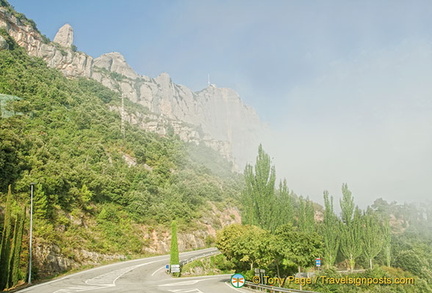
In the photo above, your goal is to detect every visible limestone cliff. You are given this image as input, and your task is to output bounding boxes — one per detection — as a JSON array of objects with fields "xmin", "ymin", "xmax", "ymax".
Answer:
[{"xmin": 0, "ymin": 7, "xmax": 266, "ymax": 167}]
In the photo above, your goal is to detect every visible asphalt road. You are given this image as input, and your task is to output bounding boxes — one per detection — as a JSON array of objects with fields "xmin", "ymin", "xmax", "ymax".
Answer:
[{"xmin": 17, "ymin": 248, "xmax": 248, "ymax": 293}]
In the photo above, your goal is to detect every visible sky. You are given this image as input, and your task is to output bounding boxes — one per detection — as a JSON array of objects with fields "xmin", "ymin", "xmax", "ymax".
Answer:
[{"xmin": 8, "ymin": 0, "xmax": 432, "ymax": 208}]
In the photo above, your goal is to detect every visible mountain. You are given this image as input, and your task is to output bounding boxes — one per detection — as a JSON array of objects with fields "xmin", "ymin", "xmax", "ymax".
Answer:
[
  {"xmin": 0, "ymin": 8, "xmax": 267, "ymax": 168},
  {"xmin": 0, "ymin": 5, "xmax": 244, "ymax": 284}
]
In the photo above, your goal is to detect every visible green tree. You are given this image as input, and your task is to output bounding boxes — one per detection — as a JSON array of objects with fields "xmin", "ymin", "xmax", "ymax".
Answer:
[
  {"xmin": 10, "ymin": 206, "xmax": 26, "ymax": 286},
  {"xmin": 216, "ymin": 224, "xmax": 271, "ymax": 271},
  {"xmin": 170, "ymin": 221, "xmax": 179, "ymax": 266},
  {"xmin": 361, "ymin": 208, "xmax": 386, "ymax": 269},
  {"xmin": 298, "ymin": 197, "xmax": 315, "ymax": 233},
  {"xmin": 340, "ymin": 207, "xmax": 363, "ymax": 271},
  {"xmin": 0, "ymin": 186, "xmax": 13, "ymax": 290},
  {"xmin": 340, "ymin": 183, "xmax": 355, "ymax": 225},
  {"xmin": 242, "ymin": 144, "xmax": 277, "ymax": 231},
  {"xmin": 339, "ymin": 184, "xmax": 362, "ymax": 271},
  {"xmin": 322, "ymin": 190, "xmax": 340, "ymax": 268},
  {"xmin": 276, "ymin": 179, "xmax": 294, "ymax": 225}
]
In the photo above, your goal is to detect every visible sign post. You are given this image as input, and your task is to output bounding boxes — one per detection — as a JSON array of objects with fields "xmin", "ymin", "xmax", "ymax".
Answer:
[{"xmin": 315, "ymin": 257, "xmax": 321, "ymax": 268}]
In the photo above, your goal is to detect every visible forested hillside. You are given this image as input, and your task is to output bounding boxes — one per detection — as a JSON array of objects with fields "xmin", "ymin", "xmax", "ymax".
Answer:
[{"xmin": 0, "ymin": 29, "xmax": 242, "ymax": 290}]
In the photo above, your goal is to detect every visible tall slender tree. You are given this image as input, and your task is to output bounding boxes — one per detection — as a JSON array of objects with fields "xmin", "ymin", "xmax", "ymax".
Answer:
[
  {"xmin": 339, "ymin": 185, "xmax": 362, "ymax": 271},
  {"xmin": 0, "ymin": 185, "xmax": 13, "ymax": 290},
  {"xmin": 242, "ymin": 144, "xmax": 277, "ymax": 231},
  {"xmin": 170, "ymin": 220, "xmax": 179, "ymax": 266},
  {"xmin": 383, "ymin": 220, "xmax": 392, "ymax": 267},
  {"xmin": 277, "ymin": 179, "xmax": 294, "ymax": 226},
  {"xmin": 298, "ymin": 197, "xmax": 315, "ymax": 233},
  {"xmin": 361, "ymin": 208, "xmax": 386, "ymax": 269},
  {"xmin": 340, "ymin": 183, "xmax": 355, "ymax": 225},
  {"xmin": 322, "ymin": 191, "xmax": 340, "ymax": 268}
]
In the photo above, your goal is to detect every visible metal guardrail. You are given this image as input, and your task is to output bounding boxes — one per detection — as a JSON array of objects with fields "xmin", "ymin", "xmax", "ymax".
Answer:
[
  {"xmin": 180, "ymin": 249, "xmax": 221, "ymax": 266},
  {"xmin": 244, "ymin": 281, "xmax": 320, "ymax": 293}
]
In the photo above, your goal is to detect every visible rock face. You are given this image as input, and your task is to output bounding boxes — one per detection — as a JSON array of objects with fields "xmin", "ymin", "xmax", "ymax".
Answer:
[
  {"xmin": 94, "ymin": 52, "xmax": 138, "ymax": 79},
  {"xmin": 53, "ymin": 23, "xmax": 73, "ymax": 48},
  {"xmin": 0, "ymin": 7, "xmax": 266, "ymax": 167},
  {"xmin": 0, "ymin": 35, "xmax": 8, "ymax": 50}
]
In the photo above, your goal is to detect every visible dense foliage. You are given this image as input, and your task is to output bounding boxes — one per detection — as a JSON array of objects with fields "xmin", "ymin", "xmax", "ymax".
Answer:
[
  {"xmin": 0, "ymin": 29, "xmax": 242, "ymax": 289},
  {"xmin": 216, "ymin": 145, "xmax": 432, "ymax": 292}
]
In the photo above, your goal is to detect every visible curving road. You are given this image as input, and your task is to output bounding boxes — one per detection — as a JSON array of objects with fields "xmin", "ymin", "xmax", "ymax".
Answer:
[{"xmin": 17, "ymin": 248, "xmax": 247, "ymax": 293}]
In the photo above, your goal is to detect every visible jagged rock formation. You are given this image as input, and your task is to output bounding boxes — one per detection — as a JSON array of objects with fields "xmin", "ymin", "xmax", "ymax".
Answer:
[
  {"xmin": 0, "ymin": 7, "xmax": 266, "ymax": 167},
  {"xmin": 53, "ymin": 23, "xmax": 73, "ymax": 48}
]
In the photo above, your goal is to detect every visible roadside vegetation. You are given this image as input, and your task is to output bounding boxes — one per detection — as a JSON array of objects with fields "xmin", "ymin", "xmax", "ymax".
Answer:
[
  {"xmin": 0, "ymin": 29, "xmax": 242, "ymax": 290},
  {"xmin": 214, "ymin": 145, "xmax": 432, "ymax": 292}
]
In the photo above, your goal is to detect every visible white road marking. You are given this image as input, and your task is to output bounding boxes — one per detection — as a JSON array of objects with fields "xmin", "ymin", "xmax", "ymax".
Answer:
[
  {"xmin": 151, "ymin": 265, "xmax": 166, "ymax": 276},
  {"xmin": 159, "ymin": 279, "xmax": 207, "ymax": 286},
  {"xmin": 54, "ymin": 261, "xmax": 159, "ymax": 292},
  {"xmin": 168, "ymin": 288, "xmax": 204, "ymax": 293},
  {"xmin": 224, "ymin": 281, "xmax": 247, "ymax": 292},
  {"xmin": 18, "ymin": 248, "xmax": 218, "ymax": 293}
]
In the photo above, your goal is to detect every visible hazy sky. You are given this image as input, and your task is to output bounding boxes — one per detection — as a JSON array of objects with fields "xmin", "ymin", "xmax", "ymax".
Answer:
[{"xmin": 9, "ymin": 0, "xmax": 432, "ymax": 207}]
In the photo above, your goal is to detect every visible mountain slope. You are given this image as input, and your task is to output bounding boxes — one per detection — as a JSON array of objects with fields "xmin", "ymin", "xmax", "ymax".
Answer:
[
  {"xmin": 0, "ymin": 25, "xmax": 242, "ymax": 282},
  {"xmin": 0, "ymin": 5, "xmax": 266, "ymax": 167}
]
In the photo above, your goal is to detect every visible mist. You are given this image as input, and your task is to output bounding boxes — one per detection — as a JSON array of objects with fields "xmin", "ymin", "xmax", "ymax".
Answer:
[{"xmin": 261, "ymin": 39, "xmax": 432, "ymax": 208}]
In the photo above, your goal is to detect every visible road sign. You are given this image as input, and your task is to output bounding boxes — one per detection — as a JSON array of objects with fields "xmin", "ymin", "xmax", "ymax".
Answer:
[
  {"xmin": 315, "ymin": 258, "xmax": 321, "ymax": 267},
  {"xmin": 171, "ymin": 264, "xmax": 180, "ymax": 273}
]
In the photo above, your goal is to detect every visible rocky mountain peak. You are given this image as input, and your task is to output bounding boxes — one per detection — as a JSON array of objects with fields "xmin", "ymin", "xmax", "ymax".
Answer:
[
  {"xmin": 53, "ymin": 23, "xmax": 73, "ymax": 48},
  {"xmin": 94, "ymin": 52, "xmax": 138, "ymax": 79},
  {"xmin": 154, "ymin": 72, "xmax": 171, "ymax": 85}
]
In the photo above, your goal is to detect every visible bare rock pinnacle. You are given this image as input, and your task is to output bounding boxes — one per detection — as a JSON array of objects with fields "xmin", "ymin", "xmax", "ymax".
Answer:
[{"xmin": 53, "ymin": 24, "xmax": 73, "ymax": 48}]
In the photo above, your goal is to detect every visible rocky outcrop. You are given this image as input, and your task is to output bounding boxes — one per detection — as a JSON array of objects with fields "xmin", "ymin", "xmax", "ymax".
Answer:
[
  {"xmin": 0, "ymin": 35, "xmax": 8, "ymax": 50},
  {"xmin": 0, "ymin": 8, "xmax": 93, "ymax": 77},
  {"xmin": 32, "ymin": 204, "xmax": 240, "ymax": 277},
  {"xmin": 0, "ymin": 7, "xmax": 266, "ymax": 166},
  {"xmin": 34, "ymin": 241, "xmax": 126, "ymax": 277},
  {"xmin": 94, "ymin": 52, "xmax": 138, "ymax": 79},
  {"xmin": 143, "ymin": 204, "xmax": 241, "ymax": 254},
  {"xmin": 53, "ymin": 23, "xmax": 73, "ymax": 48}
]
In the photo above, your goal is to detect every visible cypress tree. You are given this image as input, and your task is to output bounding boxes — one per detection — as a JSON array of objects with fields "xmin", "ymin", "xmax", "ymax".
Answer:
[
  {"xmin": 170, "ymin": 220, "xmax": 179, "ymax": 266},
  {"xmin": 7, "ymin": 214, "xmax": 18, "ymax": 288},
  {"xmin": 11, "ymin": 206, "xmax": 26, "ymax": 286},
  {"xmin": 0, "ymin": 185, "xmax": 13, "ymax": 290}
]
